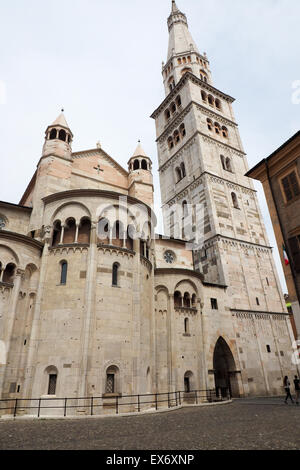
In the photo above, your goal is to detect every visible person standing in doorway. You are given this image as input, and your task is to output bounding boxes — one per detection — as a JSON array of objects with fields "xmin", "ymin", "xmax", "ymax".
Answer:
[
  {"xmin": 283, "ymin": 376, "xmax": 294, "ymax": 404},
  {"xmin": 294, "ymin": 375, "xmax": 300, "ymax": 405}
]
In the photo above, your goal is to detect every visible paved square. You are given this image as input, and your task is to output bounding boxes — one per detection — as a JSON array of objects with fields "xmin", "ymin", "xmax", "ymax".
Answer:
[{"xmin": 0, "ymin": 398, "xmax": 299, "ymax": 450}]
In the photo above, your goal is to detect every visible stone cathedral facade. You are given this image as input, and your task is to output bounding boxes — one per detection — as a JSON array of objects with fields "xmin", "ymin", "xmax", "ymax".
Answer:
[{"xmin": 0, "ymin": 2, "xmax": 297, "ymax": 412}]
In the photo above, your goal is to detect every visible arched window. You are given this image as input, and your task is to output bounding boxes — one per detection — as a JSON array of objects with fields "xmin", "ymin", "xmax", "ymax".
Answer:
[
  {"xmin": 133, "ymin": 159, "xmax": 140, "ymax": 170},
  {"xmin": 126, "ymin": 224, "xmax": 134, "ymax": 250},
  {"xmin": 165, "ymin": 109, "xmax": 171, "ymax": 120},
  {"xmin": 215, "ymin": 99, "xmax": 222, "ymax": 110},
  {"xmin": 180, "ymin": 162, "xmax": 186, "ymax": 178},
  {"xmin": 60, "ymin": 261, "xmax": 68, "ymax": 285},
  {"xmin": 184, "ymin": 371, "xmax": 193, "ymax": 392},
  {"xmin": 168, "ymin": 136, "xmax": 174, "ymax": 150},
  {"xmin": 175, "ymin": 167, "xmax": 182, "ymax": 183},
  {"xmin": 208, "ymin": 95, "xmax": 214, "ymax": 106},
  {"xmin": 231, "ymin": 192, "xmax": 239, "ymax": 209},
  {"xmin": 182, "ymin": 200, "xmax": 188, "ymax": 217},
  {"xmin": 181, "ymin": 67, "xmax": 192, "ymax": 76},
  {"xmin": 170, "ymin": 102, "xmax": 176, "ymax": 114},
  {"xmin": 214, "ymin": 122, "xmax": 221, "ymax": 134},
  {"xmin": 184, "ymin": 318, "xmax": 189, "ymax": 334},
  {"xmin": 183, "ymin": 57, "xmax": 187, "ymax": 64},
  {"xmin": 141, "ymin": 159, "xmax": 148, "ymax": 170},
  {"xmin": 179, "ymin": 123, "xmax": 186, "ymax": 138},
  {"xmin": 2, "ymin": 263, "xmax": 16, "ymax": 284},
  {"xmin": 78, "ymin": 218, "xmax": 91, "ymax": 244},
  {"xmin": 52, "ymin": 220, "xmax": 62, "ymax": 247},
  {"xmin": 222, "ymin": 126, "xmax": 228, "ymax": 138},
  {"xmin": 200, "ymin": 70, "xmax": 207, "ymax": 82},
  {"xmin": 176, "ymin": 95, "xmax": 182, "ymax": 107},
  {"xmin": 201, "ymin": 90, "xmax": 207, "ymax": 102},
  {"xmin": 46, "ymin": 366, "xmax": 58, "ymax": 395},
  {"xmin": 98, "ymin": 218, "xmax": 110, "ymax": 243},
  {"xmin": 63, "ymin": 218, "xmax": 76, "ymax": 244},
  {"xmin": 49, "ymin": 128, "xmax": 57, "ymax": 140},
  {"xmin": 191, "ymin": 294, "xmax": 197, "ymax": 307},
  {"xmin": 112, "ymin": 220, "xmax": 124, "ymax": 247},
  {"xmin": 225, "ymin": 157, "xmax": 232, "ymax": 172},
  {"xmin": 58, "ymin": 129, "xmax": 66, "ymax": 142},
  {"xmin": 106, "ymin": 365, "xmax": 119, "ymax": 394},
  {"xmin": 220, "ymin": 155, "xmax": 226, "ymax": 170},
  {"xmin": 112, "ymin": 263, "xmax": 119, "ymax": 286},
  {"xmin": 207, "ymin": 119, "xmax": 213, "ymax": 131},
  {"xmin": 173, "ymin": 130, "xmax": 180, "ymax": 144},
  {"xmin": 174, "ymin": 291, "xmax": 182, "ymax": 308},
  {"xmin": 183, "ymin": 292, "xmax": 191, "ymax": 308}
]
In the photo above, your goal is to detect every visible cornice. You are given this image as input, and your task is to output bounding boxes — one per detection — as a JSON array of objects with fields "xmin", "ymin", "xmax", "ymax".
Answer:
[
  {"xmin": 0, "ymin": 230, "xmax": 44, "ymax": 250},
  {"xmin": 155, "ymin": 267, "xmax": 204, "ymax": 282},
  {"xmin": 0, "ymin": 201, "xmax": 32, "ymax": 213},
  {"xmin": 201, "ymin": 233, "xmax": 272, "ymax": 252},
  {"xmin": 151, "ymin": 72, "xmax": 235, "ymax": 119},
  {"xmin": 159, "ymin": 130, "xmax": 246, "ymax": 174},
  {"xmin": 165, "ymin": 171, "xmax": 256, "ymax": 207},
  {"xmin": 231, "ymin": 308, "xmax": 290, "ymax": 317}
]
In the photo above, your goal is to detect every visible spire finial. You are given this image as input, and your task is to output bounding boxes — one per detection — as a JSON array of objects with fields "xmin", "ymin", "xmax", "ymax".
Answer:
[{"xmin": 171, "ymin": 0, "xmax": 179, "ymax": 12}]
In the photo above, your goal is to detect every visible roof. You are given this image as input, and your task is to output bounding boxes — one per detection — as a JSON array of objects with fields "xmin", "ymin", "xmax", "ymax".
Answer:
[{"xmin": 246, "ymin": 130, "xmax": 300, "ymax": 178}]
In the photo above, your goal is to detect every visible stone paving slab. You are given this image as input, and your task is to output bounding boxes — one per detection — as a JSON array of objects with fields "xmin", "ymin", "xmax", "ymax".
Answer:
[{"xmin": 0, "ymin": 398, "xmax": 299, "ymax": 450}]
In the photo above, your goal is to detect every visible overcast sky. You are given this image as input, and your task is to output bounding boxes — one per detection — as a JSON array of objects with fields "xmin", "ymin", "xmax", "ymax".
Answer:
[{"xmin": 1, "ymin": 0, "xmax": 299, "ymax": 293}]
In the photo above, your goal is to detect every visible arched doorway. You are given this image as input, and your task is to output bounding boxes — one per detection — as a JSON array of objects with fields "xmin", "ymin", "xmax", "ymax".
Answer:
[{"xmin": 213, "ymin": 337, "xmax": 240, "ymax": 398}]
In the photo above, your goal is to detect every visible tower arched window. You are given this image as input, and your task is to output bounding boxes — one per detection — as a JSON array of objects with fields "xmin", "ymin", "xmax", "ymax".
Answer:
[
  {"xmin": 49, "ymin": 128, "xmax": 57, "ymax": 140},
  {"xmin": 165, "ymin": 109, "xmax": 171, "ymax": 120},
  {"xmin": 214, "ymin": 122, "xmax": 221, "ymax": 134},
  {"xmin": 141, "ymin": 159, "xmax": 148, "ymax": 170},
  {"xmin": 176, "ymin": 95, "xmax": 182, "ymax": 107},
  {"xmin": 215, "ymin": 99, "xmax": 222, "ymax": 110},
  {"xmin": 60, "ymin": 261, "xmax": 68, "ymax": 285},
  {"xmin": 58, "ymin": 129, "xmax": 66, "ymax": 142},
  {"xmin": 179, "ymin": 123, "xmax": 186, "ymax": 138},
  {"xmin": 175, "ymin": 167, "xmax": 182, "ymax": 183},
  {"xmin": 133, "ymin": 159, "xmax": 140, "ymax": 170},
  {"xmin": 222, "ymin": 126, "xmax": 228, "ymax": 138},
  {"xmin": 220, "ymin": 155, "xmax": 226, "ymax": 170},
  {"xmin": 201, "ymin": 91, "xmax": 207, "ymax": 102},
  {"xmin": 225, "ymin": 157, "xmax": 232, "ymax": 172},
  {"xmin": 168, "ymin": 136, "xmax": 174, "ymax": 150},
  {"xmin": 170, "ymin": 102, "xmax": 176, "ymax": 114},
  {"xmin": 207, "ymin": 119, "xmax": 213, "ymax": 131},
  {"xmin": 180, "ymin": 162, "xmax": 186, "ymax": 178},
  {"xmin": 208, "ymin": 95, "xmax": 214, "ymax": 106},
  {"xmin": 231, "ymin": 192, "xmax": 239, "ymax": 209},
  {"xmin": 112, "ymin": 263, "xmax": 119, "ymax": 287},
  {"xmin": 173, "ymin": 130, "xmax": 180, "ymax": 144}
]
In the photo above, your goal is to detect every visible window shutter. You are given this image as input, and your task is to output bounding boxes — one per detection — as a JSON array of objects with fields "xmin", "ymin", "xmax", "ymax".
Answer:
[
  {"xmin": 282, "ymin": 176, "xmax": 293, "ymax": 201},
  {"xmin": 289, "ymin": 171, "xmax": 300, "ymax": 197}
]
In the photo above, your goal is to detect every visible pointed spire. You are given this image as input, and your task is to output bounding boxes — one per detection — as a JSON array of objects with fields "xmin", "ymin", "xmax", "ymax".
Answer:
[
  {"xmin": 167, "ymin": 0, "xmax": 199, "ymax": 61},
  {"xmin": 171, "ymin": 0, "xmax": 179, "ymax": 13},
  {"xmin": 132, "ymin": 140, "xmax": 147, "ymax": 158},
  {"xmin": 51, "ymin": 111, "xmax": 70, "ymax": 129}
]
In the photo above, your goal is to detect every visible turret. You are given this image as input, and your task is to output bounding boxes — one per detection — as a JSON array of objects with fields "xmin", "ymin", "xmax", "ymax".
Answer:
[
  {"xmin": 128, "ymin": 142, "xmax": 154, "ymax": 208},
  {"xmin": 42, "ymin": 111, "xmax": 73, "ymax": 161}
]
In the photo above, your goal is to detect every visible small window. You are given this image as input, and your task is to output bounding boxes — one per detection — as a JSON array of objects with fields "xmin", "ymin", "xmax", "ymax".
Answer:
[
  {"xmin": 184, "ymin": 377, "xmax": 190, "ymax": 392},
  {"xmin": 266, "ymin": 345, "xmax": 271, "ymax": 353},
  {"xmin": 211, "ymin": 298, "xmax": 218, "ymax": 310},
  {"xmin": 231, "ymin": 192, "xmax": 240, "ymax": 209},
  {"xmin": 60, "ymin": 261, "xmax": 68, "ymax": 285},
  {"xmin": 281, "ymin": 171, "xmax": 300, "ymax": 202},
  {"xmin": 106, "ymin": 374, "xmax": 115, "ymax": 393},
  {"xmin": 112, "ymin": 263, "xmax": 119, "ymax": 286},
  {"xmin": 184, "ymin": 318, "xmax": 189, "ymax": 334},
  {"xmin": 48, "ymin": 374, "xmax": 57, "ymax": 395},
  {"xmin": 256, "ymin": 297, "xmax": 260, "ymax": 306}
]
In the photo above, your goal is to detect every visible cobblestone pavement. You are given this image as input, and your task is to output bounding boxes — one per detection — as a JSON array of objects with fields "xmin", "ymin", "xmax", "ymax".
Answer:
[{"xmin": 0, "ymin": 398, "xmax": 299, "ymax": 450}]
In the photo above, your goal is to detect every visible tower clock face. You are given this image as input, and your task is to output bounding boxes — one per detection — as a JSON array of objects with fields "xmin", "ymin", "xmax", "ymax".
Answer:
[{"xmin": 164, "ymin": 251, "xmax": 175, "ymax": 264}]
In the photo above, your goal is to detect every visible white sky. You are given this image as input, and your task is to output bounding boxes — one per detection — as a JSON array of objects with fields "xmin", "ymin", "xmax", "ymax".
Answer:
[{"xmin": 1, "ymin": 0, "xmax": 300, "ymax": 293}]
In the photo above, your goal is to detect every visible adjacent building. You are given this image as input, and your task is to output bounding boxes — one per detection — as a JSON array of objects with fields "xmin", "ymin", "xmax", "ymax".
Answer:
[{"xmin": 246, "ymin": 131, "xmax": 300, "ymax": 339}]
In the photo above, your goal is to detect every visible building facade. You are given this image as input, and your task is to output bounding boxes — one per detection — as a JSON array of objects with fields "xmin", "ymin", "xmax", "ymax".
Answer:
[
  {"xmin": 246, "ymin": 131, "xmax": 300, "ymax": 340},
  {"xmin": 0, "ymin": 2, "xmax": 297, "ymax": 414}
]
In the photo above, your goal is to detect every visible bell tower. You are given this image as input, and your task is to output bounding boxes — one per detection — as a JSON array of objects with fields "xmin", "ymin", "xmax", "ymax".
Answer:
[{"xmin": 152, "ymin": 1, "xmax": 286, "ymax": 313}]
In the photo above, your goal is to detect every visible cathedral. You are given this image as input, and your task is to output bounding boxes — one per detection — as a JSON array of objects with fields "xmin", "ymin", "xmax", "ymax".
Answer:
[{"xmin": 0, "ymin": 1, "xmax": 297, "ymax": 413}]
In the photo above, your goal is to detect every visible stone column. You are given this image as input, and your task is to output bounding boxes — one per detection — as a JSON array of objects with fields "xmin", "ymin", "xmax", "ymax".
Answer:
[
  {"xmin": 60, "ymin": 225, "xmax": 65, "ymax": 245},
  {"xmin": 75, "ymin": 223, "xmax": 79, "ymax": 243},
  {"xmin": 3, "ymin": 268, "xmax": 24, "ymax": 356}
]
